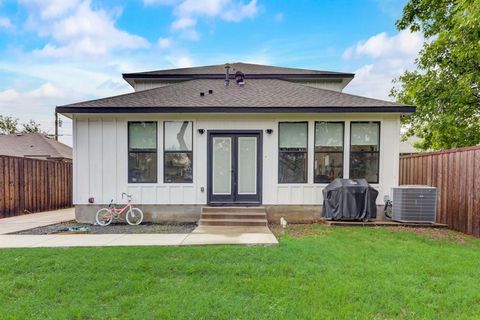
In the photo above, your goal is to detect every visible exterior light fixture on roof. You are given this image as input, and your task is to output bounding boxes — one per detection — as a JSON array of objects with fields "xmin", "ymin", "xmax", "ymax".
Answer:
[{"xmin": 235, "ymin": 71, "xmax": 245, "ymax": 85}]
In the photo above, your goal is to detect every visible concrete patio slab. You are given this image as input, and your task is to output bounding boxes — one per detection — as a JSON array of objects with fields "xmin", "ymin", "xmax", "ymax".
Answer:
[
  {"xmin": 0, "ymin": 235, "xmax": 58, "ymax": 248},
  {"xmin": 182, "ymin": 225, "xmax": 278, "ymax": 245},
  {"xmin": 0, "ymin": 208, "xmax": 75, "ymax": 234},
  {"xmin": 108, "ymin": 233, "xmax": 189, "ymax": 246},
  {"xmin": 0, "ymin": 220, "xmax": 278, "ymax": 248},
  {"xmin": 30, "ymin": 234, "xmax": 125, "ymax": 248}
]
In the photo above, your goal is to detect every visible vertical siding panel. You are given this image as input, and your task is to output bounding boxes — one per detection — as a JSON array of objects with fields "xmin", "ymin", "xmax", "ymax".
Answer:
[
  {"xmin": 102, "ymin": 119, "xmax": 117, "ymax": 203},
  {"xmin": 76, "ymin": 119, "xmax": 90, "ymax": 204},
  {"xmin": 89, "ymin": 119, "xmax": 103, "ymax": 204}
]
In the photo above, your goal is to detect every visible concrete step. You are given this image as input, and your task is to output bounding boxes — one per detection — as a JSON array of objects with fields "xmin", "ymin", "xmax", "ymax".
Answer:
[
  {"xmin": 199, "ymin": 218, "xmax": 268, "ymax": 227},
  {"xmin": 201, "ymin": 212, "xmax": 266, "ymax": 220},
  {"xmin": 201, "ymin": 207, "xmax": 265, "ymax": 214}
]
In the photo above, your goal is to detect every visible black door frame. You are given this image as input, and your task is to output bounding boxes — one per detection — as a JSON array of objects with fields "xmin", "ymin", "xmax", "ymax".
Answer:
[{"xmin": 207, "ymin": 130, "xmax": 263, "ymax": 206}]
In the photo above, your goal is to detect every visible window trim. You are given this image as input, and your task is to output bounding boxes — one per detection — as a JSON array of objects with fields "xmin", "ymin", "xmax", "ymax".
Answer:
[
  {"xmin": 278, "ymin": 121, "xmax": 309, "ymax": 184},
  {"xmin": 163, "ymin": 121, "xmax": 194, "ymax": 184},
  {"xmin": 313, "ymin": 121, "xmax": 345, "ymax": 184},
  {"xmin": 349, "ymin": 121, "xmax": 380, "ymax": 184},
  {"xmin": 127, "ymin": 121, "xmax": 158, "ymax": 184}
]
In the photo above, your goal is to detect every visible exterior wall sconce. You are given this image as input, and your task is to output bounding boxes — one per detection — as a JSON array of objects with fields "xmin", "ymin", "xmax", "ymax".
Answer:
[
  {"xmin": 198, "ymin": 129, "xmax": 205, "ymax": 134},
  {"xmin": 265, "ymin": 129, "xmax": 273, "ymax": 134}
]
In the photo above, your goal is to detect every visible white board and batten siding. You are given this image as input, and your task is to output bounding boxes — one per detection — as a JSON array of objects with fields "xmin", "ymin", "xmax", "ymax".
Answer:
[
  {"xmin": 134, "ymin": 80, "xmax": 345, "ymax": 92},
  {"xmin": 73, "ymin": 113, "xmax": 401, "ymax": 206}
]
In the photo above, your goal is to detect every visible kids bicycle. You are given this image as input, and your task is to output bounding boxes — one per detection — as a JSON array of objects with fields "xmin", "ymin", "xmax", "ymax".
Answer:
[{"xmin": 95, "ymin": 193, "xmax": 143, "ymax": 226}]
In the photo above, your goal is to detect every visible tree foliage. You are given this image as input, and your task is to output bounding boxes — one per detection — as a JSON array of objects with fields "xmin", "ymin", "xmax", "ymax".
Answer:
[
  {"xmin": 391, "ymin": 0, "xmax": 480, "ymax": 150},
  {"xmin": 21, "ymin": 120, "xmax": 43, "ymax": 134},
  {"xmin": 0, "ymin": 115, "xmax": 19, "ymax": 135},
  {"xmin": 0, "ymin": 115, "xmax": 44, "ymax": 135}
]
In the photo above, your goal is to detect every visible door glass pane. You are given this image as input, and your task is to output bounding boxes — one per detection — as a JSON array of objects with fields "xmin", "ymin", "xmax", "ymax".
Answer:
[
  {"xmin": 238, "ymin": 137, "xmax": 257, "ymax": 194},
  {"xmin": 212, "ymin": 137, "xmax": 231, "ymax": 195}
]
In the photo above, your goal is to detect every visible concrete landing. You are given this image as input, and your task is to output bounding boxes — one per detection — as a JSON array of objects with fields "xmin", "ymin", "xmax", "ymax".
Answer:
[
  {"xmin": 0, "ymin": 208, "xmax": 75, "ymax": 235},
  {"xmin": 183, "ymin": 225, "xmax": 278, "ymax": 245}
]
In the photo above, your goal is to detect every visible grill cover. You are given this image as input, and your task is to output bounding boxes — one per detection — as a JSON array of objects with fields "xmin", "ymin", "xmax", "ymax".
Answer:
[{"xmin": 322, "ymin": 178, "xmax": 378, "ymax": 220}]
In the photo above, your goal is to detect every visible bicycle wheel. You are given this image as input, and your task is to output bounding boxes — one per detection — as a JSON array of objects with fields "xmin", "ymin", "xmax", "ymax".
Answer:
[
  {"xmin": 126, "ymin": 208, "xmax": 143, "ymax": 225},
  {"xmin": 95, "ymin": 208, "xmax": 113, "ymax": 226}
]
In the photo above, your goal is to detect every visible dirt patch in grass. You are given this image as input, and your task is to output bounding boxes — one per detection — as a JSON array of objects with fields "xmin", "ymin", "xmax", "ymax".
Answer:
[
  {"xmin": 387, "ymin": 226, "xmax": 473, "ymax": 244},
  {"xmin": 12, "ymin": 221, "xmax": 196, "ymax": 235},
  {"xmin": 269, "ymin": 222, "xmax": 331, "ymax": 238}
]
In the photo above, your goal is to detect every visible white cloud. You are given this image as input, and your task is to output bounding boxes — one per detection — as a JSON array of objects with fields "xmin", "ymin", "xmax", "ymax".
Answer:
[
  {"xmin": 342, "ymin": 30, "xmax": 423, "ymax": 100},
  {"xmin": 157, "ymin": 37, "xmax": 173, "ymax": 49},
  {"xmin": 20, "ymin": 0, "xmax": 80, "ymax": 19},
  {"xmin": 144, "ymin": 0, "xmax": 181, "ymax": 5},
  {"xmin": 171, "ymin": 17, "xmax": 196, "ymax": 30},
  {"xmin": 0, "ymin": 17, "xmax": 14, "ymax": 29},
  {"xmin": 22, "ymin": 0, "xmax": 149, "ymax": 58},
  {"xmin": 343, "ymin": 30, "xmax": 423, "ymax": 60},
  {"xmin": 165, "ymin": 53, "xmax": 194, "ymax": 68},
  {"xmin": 147, "ymin": 0, "xmax": 259, "ymax": 40}
]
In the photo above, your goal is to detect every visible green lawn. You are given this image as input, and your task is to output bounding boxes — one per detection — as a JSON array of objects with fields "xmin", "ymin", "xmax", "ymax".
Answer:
[{"xmin": 1, "ymin": 226, "xmax": 480, "ymax": 319}]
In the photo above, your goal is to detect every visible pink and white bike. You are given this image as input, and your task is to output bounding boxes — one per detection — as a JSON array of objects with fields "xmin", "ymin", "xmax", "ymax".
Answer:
[{"xmin": 95, "ymin": 193, "xmax": 144, "ymax": 226}]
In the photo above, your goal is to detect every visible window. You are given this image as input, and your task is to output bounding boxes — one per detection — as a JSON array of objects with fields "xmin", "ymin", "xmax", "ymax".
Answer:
[
  {"xmin": 350, "ymin": 122, "xmax": 380, "ymax": 183},
  {"xmin": 128, "ymin": 122, "xmax": 157, "ymax": 183},
  {"xmin": 314, "ymin": 122, "xmax": 344, "ymax": 183},
  {"xmin": 164, "ymin": 121, "xmax": 193, "ymax": 183},
  {"xmin": 278, "ymin": 122, "xmax": 308, "ymax": 183}
]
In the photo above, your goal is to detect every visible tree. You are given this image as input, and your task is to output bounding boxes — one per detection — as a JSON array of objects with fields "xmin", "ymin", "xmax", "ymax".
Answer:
[
  {"xmin": 0, "ymin": 115, "xmax": 45, "ymax": 134},
  {"xmin": 391, "ymin": 0, "xmax": 480, "ymax": 150},
  {"xmin": 21, "ymin": 120, "xmax": 43, "ymax": 134},
  {"xmin": 0, "ymin": 115, "xmax": 19, "ymax": 134}
]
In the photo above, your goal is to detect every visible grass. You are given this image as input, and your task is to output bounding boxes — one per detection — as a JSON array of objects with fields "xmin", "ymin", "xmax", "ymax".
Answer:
[{"xmin": 1, "ymin": 225, "xmax": 480, "ymax": 319}]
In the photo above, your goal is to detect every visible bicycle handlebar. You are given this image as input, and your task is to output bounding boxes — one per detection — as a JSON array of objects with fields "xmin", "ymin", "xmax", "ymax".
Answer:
[{"xmin": 121, "ymin": 192, "xmax": 133, "ymax": 199}]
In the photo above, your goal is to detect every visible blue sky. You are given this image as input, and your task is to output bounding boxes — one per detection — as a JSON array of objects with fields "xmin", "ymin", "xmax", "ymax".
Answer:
[{"xmin": 0, "ymin": 0, "xmax": 423, "ymax": 145}]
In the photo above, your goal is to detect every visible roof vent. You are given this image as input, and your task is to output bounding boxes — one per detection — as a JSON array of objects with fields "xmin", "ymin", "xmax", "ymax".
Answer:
[
  {"xmin": 225, "ymin": 63, "xmax": 231, "ymax": 86},
  {"xmin": 200, "ymin": 92, "xmax": 205, "ymax": 97},
  {"xmin": 235, "ymin": 71, "xmax": 245, "ymax": 86},
  {"xmin": 208, "ymin": 89, "xmax": 213, "ymax": 94}
]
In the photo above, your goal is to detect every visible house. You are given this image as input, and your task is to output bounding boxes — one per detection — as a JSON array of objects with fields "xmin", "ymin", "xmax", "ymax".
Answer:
[
  {"xmin": 0, "ymin": 133, "xmax": 72, "ymax": 162},
  {"xmin": 56, "ymin": 62, "xmax": 415, "ymax": 223}
]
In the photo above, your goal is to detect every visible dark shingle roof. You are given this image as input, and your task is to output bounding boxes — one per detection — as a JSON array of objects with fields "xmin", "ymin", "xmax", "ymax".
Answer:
[
  {"xmin": 57, "ymin": 79, "xmax": 414, "ymax": 113},
  {"xmin": 0, "ymin": 133, "xmax": 72, "ymax": 159},
  {"xmin": 124, "ymin": 62, "xmax": 353, "ymax": 77}
]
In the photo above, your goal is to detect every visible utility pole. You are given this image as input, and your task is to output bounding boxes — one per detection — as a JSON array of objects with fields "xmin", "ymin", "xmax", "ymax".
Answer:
[{"xmin": 54, "ymin": 112, "xmax": 58, "ymax": 141}]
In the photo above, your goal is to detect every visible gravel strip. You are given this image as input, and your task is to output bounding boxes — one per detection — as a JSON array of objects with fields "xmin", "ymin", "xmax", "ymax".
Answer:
[{"xmin": 12, "ymin": 221, "xmax": 196, "ymax": 235}]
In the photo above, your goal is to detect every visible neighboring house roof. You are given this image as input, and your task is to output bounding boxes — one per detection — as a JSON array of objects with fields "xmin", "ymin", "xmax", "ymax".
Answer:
[
  {"xmin": 57, "ymin": 78, "xmax": 414, "ymax": 114},
  {"xmin": 0, "ymin": 133, "xmax": 72, "ymax": 160}
]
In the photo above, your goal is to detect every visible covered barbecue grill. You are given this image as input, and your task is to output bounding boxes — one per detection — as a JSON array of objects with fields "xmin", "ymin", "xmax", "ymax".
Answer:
[{"xmin": 322, "ymin": 178, "xmax": 378, "ymax": 220}]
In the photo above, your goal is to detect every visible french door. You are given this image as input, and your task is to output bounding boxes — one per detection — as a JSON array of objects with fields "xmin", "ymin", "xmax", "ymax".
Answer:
[{"xmin": 207, "ymin": 131, "xmax": 262, "ymax": 205}]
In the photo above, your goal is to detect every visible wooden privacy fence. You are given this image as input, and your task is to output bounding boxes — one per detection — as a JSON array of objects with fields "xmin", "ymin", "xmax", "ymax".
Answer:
[
  {"xmin": 0, "ymin": 156, "xmax": 73, "ymax": 218},
  {"xmin": 400, "ymin": 146, "xmax": 480, "ymax": 237}
]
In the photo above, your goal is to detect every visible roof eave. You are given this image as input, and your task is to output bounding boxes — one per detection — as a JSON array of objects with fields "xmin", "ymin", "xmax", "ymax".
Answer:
[
  {"xmin": 56, "ymin": 105, "xmax": 415, "ymax": 114},
  {"xmin": 122, "ymin": 73, "xmax": 355, "ymax": 80}
]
